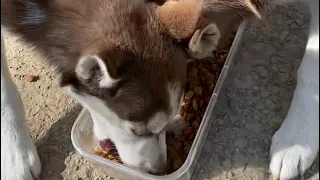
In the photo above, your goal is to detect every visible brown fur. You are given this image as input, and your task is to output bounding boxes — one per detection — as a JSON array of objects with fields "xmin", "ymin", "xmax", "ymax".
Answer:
[
  {"xmin": 1, "ymin": 0, "xmax": 270, "ymax": 125},
  {"xmin": 1, "ymin": 0, "xmax": 191, "ymax": 124},
  {"xmin": 156, "ymin": 0, "xmax": 202, "ymax": 39}
]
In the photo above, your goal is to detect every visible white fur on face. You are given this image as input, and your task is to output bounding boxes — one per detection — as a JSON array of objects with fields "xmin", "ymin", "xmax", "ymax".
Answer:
[{"xmin": 64, "ymin": 86, "xmax": 167, "ymax": 173}]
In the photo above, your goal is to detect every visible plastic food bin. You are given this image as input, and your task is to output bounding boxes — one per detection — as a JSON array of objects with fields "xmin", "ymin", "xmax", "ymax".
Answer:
[{"xmin": 71, "ymin": 22, "xmax": 247, "ymax": 180}]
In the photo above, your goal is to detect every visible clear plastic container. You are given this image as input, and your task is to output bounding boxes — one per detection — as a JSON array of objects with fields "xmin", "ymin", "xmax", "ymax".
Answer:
[{"xmin": 71, "ymin": 21, "xmax": 247, "ymax": 180}]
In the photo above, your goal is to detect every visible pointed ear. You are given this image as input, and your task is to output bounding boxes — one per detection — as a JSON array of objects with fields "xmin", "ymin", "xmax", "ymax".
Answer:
[
  {"xmin": 155, "ymin": 0, "xmax": 221, "ymax": 58},
  {"xmin": 155, "ymin": 0, "xmax": 202, "ymax": 40},
  {"xmin": 188, "ymin": 22, "xmax": 221, "ymax": 59},
  {"xmin": 75, "ymin": 55, "xmax": 119, "ymax": 88}
]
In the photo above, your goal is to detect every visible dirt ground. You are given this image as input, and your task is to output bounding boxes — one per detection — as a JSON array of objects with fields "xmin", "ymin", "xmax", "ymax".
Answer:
[{"xmin": 3, "ymin": 2, "xmax": 319, "ymax": 180}]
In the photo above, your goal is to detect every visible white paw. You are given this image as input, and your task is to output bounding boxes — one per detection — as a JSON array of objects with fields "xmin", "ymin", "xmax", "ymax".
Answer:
[
  {"xmin": 269, "ymin": 120, "xmax": 319, "ymax": 180},
  {"xmin": 1, "ymin": 129, "xmax": 41, "ymax": 180}
]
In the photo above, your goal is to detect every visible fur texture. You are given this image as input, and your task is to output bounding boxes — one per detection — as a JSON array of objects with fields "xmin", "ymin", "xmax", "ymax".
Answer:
[
  {"xmin": 269, "ymin": 0, "xmax": 319, "ymax": 179},
  {"xmin": 0, "ymin": 0, "xmax": 222, "ymax": 175},
  {"xmin": 0, "ymin": 0, "xmax": 318, "ymax": 179},
  {"xmin": 1, "ymin": 34, "xmax": 41, "ymax": 180}
]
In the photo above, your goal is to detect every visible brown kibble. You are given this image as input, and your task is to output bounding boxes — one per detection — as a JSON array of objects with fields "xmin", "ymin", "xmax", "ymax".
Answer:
[
  {"xmin": 194, "ymin": 86, "xmax": 202, "ymax": 96},
  {"xmin": 172, "ymin": 158, "xmax": 183, "ymax": 170},
  {"xmin": 209, "ymin": 83, "xmax": 215, "ymax": 91},
  {"xmin": 101, "ymin": 151, "xmax": 109, "ymax": 157},
  {"xmin": 184, "ymin": 145, "xmax": 191, "ymax": 153},
  {"xmin": 188, "ymin": 133, "xmax": 195, "ymax": 140},
  {"xmin": 174, "ymin": 141, "xmax": 182, "ymax": 150},
  {"xmin": 184, "ymin": 91, "xmax": 194, "ymax": 100},
  {"xmin": 188, "ymin": 67, "xmax": 198, "ymax": 78},
  {"xmin": 168, "ymin": 146, "xmax": 180, "ymax": 159},
  {"xmin": 182, "ymin": 113, "xmax": 188, "ymax": 121},
  {"xmin": 176, "ymin": 135, "xmax": 187, "ymax": 142},
  {"xmin": 183, "ymin": 127, "xmax": 193, "ymax": 136},
  {"xmin": 200, "ymin": 66, "xmax": 209, "ymax": 74},
  {"xmin": 94, "ymin": 148, "xmax": 102, "ymax": 156},
  {"xmin": 199, "ymin": 99, "xmax": 204, "ymax": 108},
  {"xmin": 212, "ymin": 64, "xmax": 218, "ymax": 71},
  {"xmin": 102, "ymin": 154, "xmax": 108, "ymax": 158},
  {"xmin": 192, "ymin": 121, "xmax": 200, "ymax": 129},
  {"xmin": 187, "ymin": 113, "xmax": 195, "ymax": 122},
  {"xmin": 189, "ymin": 82, "xmax": 197, "ymax": 90},
  {"xmin": 196, "ymin": 116, "xmax": 201, "ymax": 122},
  {"xmin": 205, "ymin": 74, "xmax": 214, "ymax": 83},
  {"xmin": 25, "ymin": 74, "xmax": 39, "ymax": 82},
  {"xmin": 192, "ymin": 99, "xmax": 198, "ymax": 111},
  {"xmin": 107, "ymin": 154, "xmax": 115, "ymax": 160},
  {"xmin": 95, "ymin": 151, "xmax": 102, "ymax": 156},
  {"xmin": 167, "ymin": 136, "xmax": 175, "ymax": 146},
  {"xmin": 187, "ymin": 61, "xmax": 194, "ymax": 69}
]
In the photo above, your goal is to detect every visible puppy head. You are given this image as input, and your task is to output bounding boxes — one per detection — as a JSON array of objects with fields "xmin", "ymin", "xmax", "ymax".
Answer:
[
  {"xmin": 1, "ymin": 0, "xmax": 221, "ymax": 174},
  {"xmin": 65, "ymin": 1, "xmax": 218, "ymax": 173}
]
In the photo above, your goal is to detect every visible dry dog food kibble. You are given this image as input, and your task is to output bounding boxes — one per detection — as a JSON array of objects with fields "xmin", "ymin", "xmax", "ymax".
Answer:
[
  {"xmin": 25, "ymin": 74, "xmax": 39, "ymax": 82},
  {"xmin": 94, "ymin": 140, "xmax": 123, "ymax": 164},
  {"xmin": 94, "ymin": 33, "xmax": 237, "ymax": 174},
  {"xmin": 165, "ymin": 50, "xmax": 230, "ymax": 173}
]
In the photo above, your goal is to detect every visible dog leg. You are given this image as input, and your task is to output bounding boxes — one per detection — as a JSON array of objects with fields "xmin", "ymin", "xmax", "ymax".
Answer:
[
  {"xmin": 1, "ymin": 35, "xmax": 41, "ymax": 180},
  {"xmin": 269, "ymin": 1, "xmax": 319, "ymax": 179}
]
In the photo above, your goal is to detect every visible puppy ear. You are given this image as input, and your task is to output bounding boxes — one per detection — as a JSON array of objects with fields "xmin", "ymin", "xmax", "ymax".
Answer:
[
  {"xmin": 155, "ymin": 0, "xmax": 220, "ymax": 58},
  {"xmin": 188, "ymin": 21, "xmax": 221, "ymax": 59},
  {"xmin": 75, "ymin": 55, "xmax": 118, "ymax": 88},
  {"xmin": 155, "ymin": 0, "xmax": 202, "ymax": 39}
]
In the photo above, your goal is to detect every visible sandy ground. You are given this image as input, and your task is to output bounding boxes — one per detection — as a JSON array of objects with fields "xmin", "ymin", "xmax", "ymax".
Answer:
[{"xmin": 3, "ymin": 2, "xmax": 319, "ymax": 180}]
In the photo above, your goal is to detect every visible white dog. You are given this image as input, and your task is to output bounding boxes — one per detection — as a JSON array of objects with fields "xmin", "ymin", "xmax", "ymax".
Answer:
[{"xmin": 1, "ymin": 0, "xmax": 318, "ymax": 180}]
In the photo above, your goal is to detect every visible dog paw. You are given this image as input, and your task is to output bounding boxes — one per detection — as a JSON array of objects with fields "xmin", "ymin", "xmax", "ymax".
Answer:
[
  {"xmin": 1, "ymin": 132, "xmax": 41, "ymax": 180},
  {"xmin": 269, "ymin": 119, "xmax": 318, "ymax": 180}
]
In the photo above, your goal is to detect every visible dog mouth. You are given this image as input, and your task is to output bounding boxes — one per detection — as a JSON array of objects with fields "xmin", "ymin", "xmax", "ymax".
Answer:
[{"xmin": 99, "ymin": 139, "xmax": 116, "ymax": 151}]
